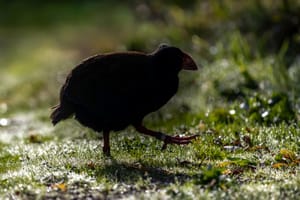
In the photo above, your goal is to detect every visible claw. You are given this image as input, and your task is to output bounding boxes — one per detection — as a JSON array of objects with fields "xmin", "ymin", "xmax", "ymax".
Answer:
[
  {"xmin": 134, "ymin": 124, "xmax": 199, "ymax": 151},
  {"xmin": 161, "ymin": 134, "xmax": 199, "ymax": 150}
]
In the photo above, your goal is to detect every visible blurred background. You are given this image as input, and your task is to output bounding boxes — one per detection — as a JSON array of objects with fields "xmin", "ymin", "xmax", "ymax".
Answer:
[{"xmin": 0, "ymin": 0, "xmax": 299, "ymax": 124}]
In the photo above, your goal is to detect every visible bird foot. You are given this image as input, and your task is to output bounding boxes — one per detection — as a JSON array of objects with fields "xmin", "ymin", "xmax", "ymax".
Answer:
[
  {"xmin": 161, "ymin": 134, "xmax": 199, "ymax": 150},
  {"xmin": 133, "ymin": 124, "xmax": 199, "ymax": 150}
]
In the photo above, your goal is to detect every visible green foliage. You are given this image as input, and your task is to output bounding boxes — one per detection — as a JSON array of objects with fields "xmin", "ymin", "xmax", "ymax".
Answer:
[
  {"xmin": 194, "ymin": 166, "xmax": 224, "ymax": 187},
  {"xmin": 205, "ymin": 92, "xmax": 296, "ymax": 125},
  {"xmin": 226, "ymin": 157, "xmax": 257, "ymax": 168},
  {"xmin": 245, "ymin": 92, "xmax": 295, "ymax": 124},
  {"xmin": 193, "ymin": 137, "xmax": 226, "ymax": 160},
  {"xmin": 274, "ymin": 149, "xmax": 298, "ymax": 164},
  {"xmin": 0, "ymin": 149, "xmax": 20, "ymax": 174},
  {"xmin": 206, "ymin": 108, "xmax": 234, "ymax": 124},
  {"xmin": 1, "ymin": 0, "xmax": 300, "ymax": 199}
]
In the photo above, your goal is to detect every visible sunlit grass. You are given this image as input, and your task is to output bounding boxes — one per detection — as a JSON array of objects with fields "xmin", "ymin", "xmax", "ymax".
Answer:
[
  {"xmin": 0, "ymin": 110, "xmax": 299, "ymax": 199},
  {"xmin": 0, "ymin": 0, "xmax": 300, "ymax": 199}
]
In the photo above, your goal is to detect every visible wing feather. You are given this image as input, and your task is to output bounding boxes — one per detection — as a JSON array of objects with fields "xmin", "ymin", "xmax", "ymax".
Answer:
[{"xmin": 61, "ymin": 53, "xmax": 151, "ymax": 120}]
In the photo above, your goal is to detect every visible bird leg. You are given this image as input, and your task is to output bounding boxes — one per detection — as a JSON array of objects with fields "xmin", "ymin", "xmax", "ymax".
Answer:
[
  {"xmin": 134, "ymin": 124, "xmax": 198, "ymax": 150},
  {"xmin": 103, "ymin": 130, "xmax": 111, "ymax": 156}
]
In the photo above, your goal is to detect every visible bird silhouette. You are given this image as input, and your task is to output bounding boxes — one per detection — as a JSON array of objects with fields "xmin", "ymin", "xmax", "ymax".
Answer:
[{"xmin": 51, "ymin": 44, "xmax": 199, "ymax": 156}]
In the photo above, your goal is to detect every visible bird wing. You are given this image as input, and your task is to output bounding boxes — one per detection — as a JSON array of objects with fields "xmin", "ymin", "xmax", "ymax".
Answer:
[{"xmin": 61, "ymin": 53, "xmax": 152, "ymax": 119}]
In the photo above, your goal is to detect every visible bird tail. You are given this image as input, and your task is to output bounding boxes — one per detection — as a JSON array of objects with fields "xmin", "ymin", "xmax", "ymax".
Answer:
[{"xmin": 50, "ymin": 103, "xmax": 74, "ymax": 125}]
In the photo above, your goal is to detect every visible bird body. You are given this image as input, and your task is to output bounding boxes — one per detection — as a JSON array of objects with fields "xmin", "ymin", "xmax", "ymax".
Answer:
[{"xmin": 51, "ymin": 44, "xmax": 198, "ymax": 156}]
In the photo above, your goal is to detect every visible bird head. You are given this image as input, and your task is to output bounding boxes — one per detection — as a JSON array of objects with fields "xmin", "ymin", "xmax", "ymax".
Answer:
[{"xmin": 151, "ymin": 44, "xmax": 198, "ymax": 73}]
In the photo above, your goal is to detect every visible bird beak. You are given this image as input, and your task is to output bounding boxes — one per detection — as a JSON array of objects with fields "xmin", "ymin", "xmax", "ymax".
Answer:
[{"xmin": 182, "ymin": 53, "xmax": 198, "ymax": 71}]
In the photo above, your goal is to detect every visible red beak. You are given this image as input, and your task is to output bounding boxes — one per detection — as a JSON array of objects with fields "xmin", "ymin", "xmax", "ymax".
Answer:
[{"xmin": 182, "ymin": 53, "xmax": 198, "ymax": 71}]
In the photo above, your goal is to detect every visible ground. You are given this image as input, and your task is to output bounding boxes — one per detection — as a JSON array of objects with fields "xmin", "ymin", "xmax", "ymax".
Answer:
[{"xmin": 0, "ymin": 1, "xmax": 299, "ymax": 199}]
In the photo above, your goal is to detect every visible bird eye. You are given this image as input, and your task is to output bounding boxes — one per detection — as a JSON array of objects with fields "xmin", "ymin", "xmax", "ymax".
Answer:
[{"xmin": 158, "ymin": 43, "xmax": 170, "ymax": 49}]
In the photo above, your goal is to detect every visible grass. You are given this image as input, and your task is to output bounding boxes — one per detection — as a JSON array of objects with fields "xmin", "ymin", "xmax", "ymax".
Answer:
[
  {"xmin": 0, "ymin": 0, "xmax": 300, "ymax": 199},
  {"xmin": 0, "ymin": 110, "xmax": 299, "ymax": 199}
]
